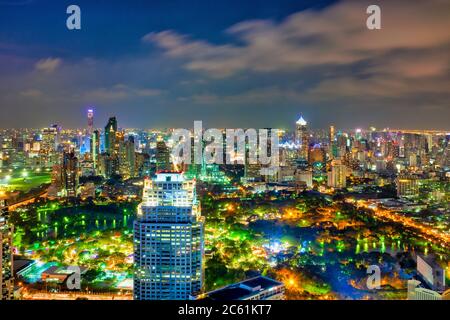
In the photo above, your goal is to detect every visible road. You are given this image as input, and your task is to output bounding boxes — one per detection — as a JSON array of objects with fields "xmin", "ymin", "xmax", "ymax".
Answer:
[{"xmin": 353, "ymin": 199, "xmax": 450, "ymax": 249}]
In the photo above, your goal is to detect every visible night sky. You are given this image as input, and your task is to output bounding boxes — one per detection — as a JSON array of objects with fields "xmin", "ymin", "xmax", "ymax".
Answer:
[{"xmin": 0, "ymin": 0, "xmax": 449, "ymax": 130}]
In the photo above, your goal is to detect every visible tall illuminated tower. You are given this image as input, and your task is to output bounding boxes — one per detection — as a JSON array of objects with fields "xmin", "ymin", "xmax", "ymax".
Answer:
[
  {"xmin": 155, "ymin": 137, "xmax": 171, "ymax": 172},
  {"xmin": 87, "ymin": 108, "xmax": 94, "ymax": 135},
  {"xmin": 296, "ymin": 116, "xmax": 309, "ymax": 161},
  {"xmin": 104, "ymin": 116, "xmax": 118, "ymax": 155},
  {"xmin": 90, "ymin": 130, "xmax": 100, "ymax": 171},
  {"xmin": 327, "ymin": 159, "xmax": 347, "ymax": 189},
  {"xmin": 62, "ymin": 150, "xmax": 79, "ymax": 198},
  {"xmin": 0, "ymin": 200, "xmax": 14, "ymax": 300},
  {"xmin": 329, "ymin": 125, "xmax": 335, "ymax": 160},
  {"xmin": 134, "ymin": 172, "xmax": 204, "ymax": 300}
]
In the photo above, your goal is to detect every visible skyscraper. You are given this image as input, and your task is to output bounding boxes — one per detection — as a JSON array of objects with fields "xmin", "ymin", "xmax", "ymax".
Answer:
[
  {"xmin": 155, "ymin": 138, "xmax": 171, "ymax": 172},
  {"xmin": 0, "ymin": 200, "xmax": 14, "ymax": 300},
  {"xmin": 296, "ymin": 116, "xmax": 309, "ymax": 161},
  {"xmin": 329, "ymin": 125, "xmax": 335, "ymax": 160},
  {"xmin": 87, "ymin": 108, "xmax": 94, "ymax": 136},
  {"xmin": 104, "ymin": 117, "xmax": 118, "ymax": 155},
  {"xmin": 90, "ymin": 130, "xmax": 100, "ymax": 171},
  {"xmin": 62, "ymin": 150, "xmax": 79, "ymax": 197},
  {"xmin": 327, "ymin": 159, "xmax": 347, "ymax": 189},
  {"xmin": 119, "ymin": 136, "xmax": 136, "ymax": 179},
  {"xmin": 134, "ymin": 172, "xmax": 204, "ymax": 300}
]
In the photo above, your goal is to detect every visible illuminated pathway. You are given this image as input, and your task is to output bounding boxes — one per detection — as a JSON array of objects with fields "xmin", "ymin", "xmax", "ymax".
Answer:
[
  {"xmin": 7, "ymin": 191, "xmax": 48, "ymax": 211},
  {"xmin": 352, "ymin": 199, "xmax": 450, "ymax": 249}
]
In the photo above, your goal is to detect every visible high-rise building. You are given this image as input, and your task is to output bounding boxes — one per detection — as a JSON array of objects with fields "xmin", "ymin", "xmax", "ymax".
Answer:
[
  {"xmin": 295, "ymin": 116, "xmax": 309, "ymax": 161},
  {"xmin": 417, "ymin": 255, "xmax": 446, "ymax": 292},
  {"xmin": 295, "ymin": 170, "xmax": 313, "ymax": 188},
  {"xmin": 0, "ymin": 200, "xmax": 14, "ymax": 300},
  {"xmin": 308, "ymin": 144, "xmax": 325, "ymax": 166},
  {"xmin": 155, "ymin": 138, "xmax": 171, "ymax": 172},
  {"xmin": 62, "ymin": 150, "xmax": 79, "ymax": 197},
  {"xmin": 134, "ymin": 172, "xmax": 204, "ymax": 300},
  {"xmin": 396, "ymin": 174, "xmax": 419, "ymax": 198},
  {"xmin": 90, "ymin": 130, "xmax": 100, "ymax": 171},
  {"xmin": 119, "ymin": 136, "xmax": 136, "ymax": 179},
  {"xmin": 104, "ymin": 117, "xmax": 118, "ymax": 155},
  {"xmin": 41, "ymin": 125, "xmax": 60, "ymax": 154},
  {"xmin": 327, "ymin": 159, "xmax": 347, "ymax": 189},
  {"xmin": 40, "ymin": 125, "xmax": 61, "ymax": 167},
  {"xmin": 329, "ymin": 125, "xmax": 335, "ymax": 145},
  {"xmin": 329, "ymin": 125, "xmax": 335, "ymax": 160},
  {"xmin": 87, "ymin": 108, "xmax": 94, "ymax": 136},
  {"xmin": 47, "ymin": 164, "xmax": 63, "ymax": 198}
]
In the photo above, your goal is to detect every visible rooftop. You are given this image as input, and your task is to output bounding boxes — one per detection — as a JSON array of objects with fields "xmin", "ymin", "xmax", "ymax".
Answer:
[
  {"xmin": 296, "ymin": 116, "xmax": 307, "ymax": 126},
  {"xmin": 205, "ymin": 276, "xmax": 284, "ymax": 300}
]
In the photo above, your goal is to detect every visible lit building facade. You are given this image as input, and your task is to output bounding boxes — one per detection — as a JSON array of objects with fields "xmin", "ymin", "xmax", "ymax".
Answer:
[
  {"xmin": 134, "ymin": 172, "xmax": 204, "ymax": 300},
  {"xmin": 407, "ymin": 280, "xmax": 442, "ymax": 300},
  {"xmin": 199, "ymin": 276, "xmax": 285, "ymax": 300},
  {"xmin": 396, "ymin": 174, "xmax": 419, "ymax": 198},
  {"xmin": 104, "ymin": 116, "xmax": 118, "ymax": 155},
  {"xmin": 62, "ymin": 150, "xmax": 79, "ymax": 197},
  {"xmin": 87, "ymin": 108, "xmax": 94, "ymax": 136},
  {"xmin": 327, "ymin": 159, "xmax": 347, "ymax": 189},
  {"xmin": 155, "ymin": 139, "xmax": 171, "ymax": 172},
  {"xmin": 90, "ymin": 130, "xmax": 100, "ymax": 172},
  {"xmin": 417, "ymin": 255, "xmax": 446, "ymax": 292},
  {"xmin": 295, "ymin": 116, "xmax": 309, "ymax": 161}
]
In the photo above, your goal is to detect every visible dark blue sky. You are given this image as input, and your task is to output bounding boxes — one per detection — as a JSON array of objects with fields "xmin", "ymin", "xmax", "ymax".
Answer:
[
  {"xmin": 0, "ymin": 0, "xmax": 449, "ymax": 130},
  {"xmin": 0, "ymin": 0, "xmax": 336, "ymax": 63}
]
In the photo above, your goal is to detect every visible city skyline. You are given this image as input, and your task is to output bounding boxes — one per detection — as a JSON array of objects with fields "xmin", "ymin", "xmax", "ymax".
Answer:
[
  {"xmin": 0, "ymin": 0, "xmax": 449, "ymax": 130},
  {"xmin": 1, "ymin": 107, "xmax": 449, "ymax": 132},
  {"xmin": 0, "ymin": 0, "xmax": 449, "ymax": 305}
]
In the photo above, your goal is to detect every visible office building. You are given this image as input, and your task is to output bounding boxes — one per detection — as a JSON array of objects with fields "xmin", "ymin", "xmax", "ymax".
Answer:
[
  {"xmin": 417, "ymin": 255, "xmax": 446, "ymax": 292},
  {"xmin": 407, "ymin": 280, "xmax": 442, "ymax": 300},
  {"xmin": 295, "ymin": 116, "xmax": 309, "ymax": 161},
  {"xmin": 119, "ymin": 136, "xmax": 136, "ymax": 179},
  {"xmin": 199, "ymin": 276, "xmax": 285, "ymax": 300},
  {"xmin": 62, "ymin": 150, "xmax": 79, "ymax": 197},
  {"xmin": 155, "ymin": 138, "xmax": 171, "ymax": 172},
  {"xmin": 396, "ymin": 174, "xmax": 419, "ymax": 198},
  {"xmin": 90, "ymin": 130, "xmax": 100, "ymax": 171},
  {"xmin": 134, "ymin": 172, "xmax": 204, "ymax": 300},
  {"xmin": 87, "ymin": 108, "xmax": 94, "ymax": 136},
  {"xmin": 327, "ymin": 159, "xmax": 347, "ymax": 189},
  {"xmin": 104, "ymin": 117, "xmax": 118, "ymax": 155},
  {"xmin": 295, "ymin": 170, "xmax": 313, "ymax": 188}
]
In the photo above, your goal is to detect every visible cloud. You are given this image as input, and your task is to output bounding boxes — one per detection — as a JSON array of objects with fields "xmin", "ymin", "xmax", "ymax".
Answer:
[
  {"xmin": 144, "ymin": 0, "xmax": 450, "ymax": 78},
  {"xmin": 83, "ymin": 84, "xmax": 163, "ymax": 102},
  {"xmin": 20, "ymin": 88, "xmax": 43, "ymax": 98},
  {"xmin": 1, "ymin": 0, "xmax": 449, "ymax": 129},
  {"xmin": 141, "ymin": 0, "xmax": 450, "ymax": 126},
  {"xmin": 35, "ymin": 57, "xmax": 62, "ymax": 73}
]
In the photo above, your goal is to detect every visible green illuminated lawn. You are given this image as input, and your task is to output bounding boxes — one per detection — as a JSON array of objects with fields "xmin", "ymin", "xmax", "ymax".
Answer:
[{"xmin": 4, "ymin": 173, "xmax": 51, "ymax": 192}]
